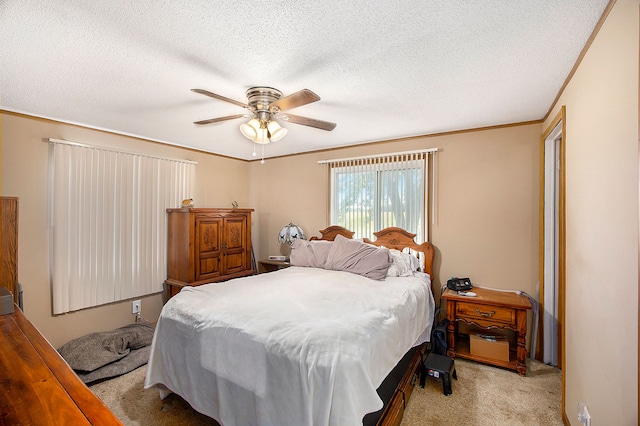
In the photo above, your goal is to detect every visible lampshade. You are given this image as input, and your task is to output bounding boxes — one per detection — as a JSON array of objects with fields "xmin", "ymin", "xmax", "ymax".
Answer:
[
  {"xmin": 278, "ymin": 223, "xmax": 306, "ymax": 245},
  {"xmin": 240, "ymin": 118, "xmax": 260, "ymax": 140},
  {"xmin": 267, "ymin": 120, "xmax": 288, "ymax": 142},
  {"xmin": 254, "ymin": 127, "xmax": 269, "ymax": 144}
]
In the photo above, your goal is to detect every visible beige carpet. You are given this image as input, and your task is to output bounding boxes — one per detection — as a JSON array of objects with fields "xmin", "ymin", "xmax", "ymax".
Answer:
[{"xmin": 90, "ymin": 358, "xmax": 562, "ymax": 425}]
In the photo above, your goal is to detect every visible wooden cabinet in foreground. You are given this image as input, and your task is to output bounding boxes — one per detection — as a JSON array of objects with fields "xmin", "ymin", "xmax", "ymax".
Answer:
[
  {"xmin": 0, "ymin": 305, "xmax": 122, "ymax": 425},
  {"xmin": 0, "ymin": 197, "xmax": 19, "ymax": 305},
  {"xmin": 165, "ymin": 208, "xmax": 254, "ymax": 299}
]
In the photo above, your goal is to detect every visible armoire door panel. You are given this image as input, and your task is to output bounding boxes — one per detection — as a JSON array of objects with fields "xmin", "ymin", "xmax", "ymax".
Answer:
[
  {"xmin": 196, "ymin": 217, "xmax": 222, "ymax": 254},
  {"xmin": 224, "ymin": 252, "xmax": 247, "ymax": 275},
  {"xmin": 198, "ymin": 257, "xmax": 221, "ymax": 280},
  {"xmin": 225, "ymin": 217, "xmax": 247, "ymax": 250}
]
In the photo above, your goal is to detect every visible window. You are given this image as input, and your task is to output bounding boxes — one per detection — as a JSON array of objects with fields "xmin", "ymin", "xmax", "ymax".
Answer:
[
  {"xmin": 49, "ymin": 139, "xmax": 195, "ymax": 314},
  {"xmin": 325, "ymin": 151, "xmax": 432, "ymax": 241}
]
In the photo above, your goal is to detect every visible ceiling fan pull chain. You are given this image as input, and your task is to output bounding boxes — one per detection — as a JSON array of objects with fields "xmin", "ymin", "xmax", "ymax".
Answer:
[
  {"xmin": 260, "ymin": 144, "xmax": 265, "ymax": 164},
  {"xmin": 252, "ymin": 142, "xmax": 257, "ymax": 157}
]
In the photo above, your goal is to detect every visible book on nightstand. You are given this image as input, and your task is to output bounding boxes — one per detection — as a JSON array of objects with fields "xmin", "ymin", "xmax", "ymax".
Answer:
[{"xmin": 268, "ymin": 255, "xmax": 288, "ymax": 261}]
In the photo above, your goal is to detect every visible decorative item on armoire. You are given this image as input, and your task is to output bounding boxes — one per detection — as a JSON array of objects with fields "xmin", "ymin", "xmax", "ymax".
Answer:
[{"xmin": 181, "ymin": 198, "xmax": 194, "ymax": 208}]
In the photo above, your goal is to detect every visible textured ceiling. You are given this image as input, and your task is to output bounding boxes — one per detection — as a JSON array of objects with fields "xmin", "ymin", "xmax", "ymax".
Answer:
[{"xmin": 0, "ymin": 1, "xmax": 609, "ymax": 160}]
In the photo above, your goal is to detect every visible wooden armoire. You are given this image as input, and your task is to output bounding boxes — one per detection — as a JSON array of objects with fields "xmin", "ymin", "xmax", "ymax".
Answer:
[
  {"xmin": 165, "ymin": 208, "xmax": 254, "ymax": 299},
  {"xmin": 0, "ymin": 197, "xmax": 19, "ymax": 305}
]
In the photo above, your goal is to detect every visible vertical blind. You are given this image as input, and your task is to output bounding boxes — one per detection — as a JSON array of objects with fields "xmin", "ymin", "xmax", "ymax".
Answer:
[
  {"xmin": 322, "ymin": 150, "xmax": 433, "ymax": 242},
  {"xmin": 49, "ymin": 139, "xmax": 195, "ymax": 314}
]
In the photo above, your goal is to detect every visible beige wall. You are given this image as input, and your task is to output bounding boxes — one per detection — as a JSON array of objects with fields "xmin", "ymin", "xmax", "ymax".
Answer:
[
  {"xmin": 543, "ymin": 0, "xmax": 639, "ymax": 423},
  {"xmin": 250, "ymin": 123, "xmax": 542, "ymax": 306},
  {"xmin": 0, "ymin": 112, "xmax": 251, "ymax": 348}
]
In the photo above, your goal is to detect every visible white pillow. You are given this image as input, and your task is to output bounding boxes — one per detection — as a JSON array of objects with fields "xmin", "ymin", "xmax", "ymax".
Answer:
[{"xmin": 386, "ymin": 249, "xmax": 420, "ymax": 277}]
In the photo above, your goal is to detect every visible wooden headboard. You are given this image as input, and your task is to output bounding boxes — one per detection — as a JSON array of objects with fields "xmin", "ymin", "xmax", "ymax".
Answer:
[
  {"xmin": 310, "ymin": 225, "xmax": 435, "ymax": 277},
  {"xmin": 364, "ymin": 227, "xmax": 434, "ymax": 277},
  {"xmin": 309, "ymin": 225, "xmax": 355, "ymax": 241}
]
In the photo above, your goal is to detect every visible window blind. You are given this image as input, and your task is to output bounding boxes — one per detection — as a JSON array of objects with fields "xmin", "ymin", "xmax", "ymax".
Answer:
[
  {"xmin": 48, "ymin": 139, "xmax": 195, "ymax": 314},
  {"xmin": 321, "ymin": 150, "xmax": 434, "ymax": 242}
]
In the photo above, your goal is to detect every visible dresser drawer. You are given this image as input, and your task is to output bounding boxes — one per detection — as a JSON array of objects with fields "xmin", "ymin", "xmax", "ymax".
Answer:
[{"xmin": 456, "ymin": 302, "xmax": 516, "ymax": 326}]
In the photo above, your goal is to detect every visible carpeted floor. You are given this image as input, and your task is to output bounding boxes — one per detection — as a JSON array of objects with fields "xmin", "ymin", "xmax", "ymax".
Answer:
[
  {"xmin": 402, "ymin": 359, "xmax": 562, "ymax": 425},
  {"xmin": 90, "ymin": 358, "xmax": 562, "ymax": 425}
]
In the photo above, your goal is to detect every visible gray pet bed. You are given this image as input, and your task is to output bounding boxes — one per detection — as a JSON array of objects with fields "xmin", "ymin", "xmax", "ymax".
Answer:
[{"xmin": 58, "ymin": 321, "xmax": 155, "ymax": 384}]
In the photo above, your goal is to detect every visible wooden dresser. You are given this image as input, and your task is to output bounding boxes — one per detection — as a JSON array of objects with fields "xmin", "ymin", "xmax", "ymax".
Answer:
[
  {"xmin": 165, "ymin": 208, "xmax": 255, "ymax": 298},
  {"xmin": 0, "ymin": 306, "xmax": 122, "ymax": 425},
  {"xmin": 0, "ymin": 197, "xmax": 19, "ymax": 305}
]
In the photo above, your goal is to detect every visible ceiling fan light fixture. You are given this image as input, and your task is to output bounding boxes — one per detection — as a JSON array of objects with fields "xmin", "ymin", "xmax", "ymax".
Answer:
[
  {"xmin": 240, "ymin": 118, "xmax": 261, "ymax": 140},
  {"xmin": 267, "ymin": 120, "xmax": 288, "ymax": 142},
  {"xmin": 192, "ymin": 86, "xmax": 336, "ymax": 162},
  {"xmin": 254, "ymin": 127, "xmax": 269, "ymax": 144}
]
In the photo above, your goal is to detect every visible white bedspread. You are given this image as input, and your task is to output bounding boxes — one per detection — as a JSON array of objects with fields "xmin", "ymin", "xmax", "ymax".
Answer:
[{"xmin": 145, "ymin": 266, "xmax": 434, "ymax": 426}]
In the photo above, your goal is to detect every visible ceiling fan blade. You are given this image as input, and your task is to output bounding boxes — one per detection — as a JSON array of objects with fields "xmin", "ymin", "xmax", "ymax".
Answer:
[
  {"xmin": 191, "ymin": 89, "xmax": 249, "ymax": 109},
  {"xmin": 270, "ymin": 89, "xmax": 320, "ymax": 111},
  {"xmin": 280, "ymin": 113, "xmax": 337, "ymax": 131},
  {"xmin": 194, "ymin": 114, "xmax": 247, "ymax": 125}
]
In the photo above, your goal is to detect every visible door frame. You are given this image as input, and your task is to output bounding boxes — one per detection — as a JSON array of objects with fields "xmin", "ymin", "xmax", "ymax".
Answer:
[
  {"xmin": 538, "ymin": 106, "xmax": 566, "ymax": 412},
  {"xmin": 542, "ymin": 119, "xmax": 562, "ymax": 366}
]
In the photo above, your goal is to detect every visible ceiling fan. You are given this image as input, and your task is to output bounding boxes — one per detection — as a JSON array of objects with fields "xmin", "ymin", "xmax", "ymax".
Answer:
[{"xmin": 191, "ymin": 86, "xmax": 337, "ymax": 144}]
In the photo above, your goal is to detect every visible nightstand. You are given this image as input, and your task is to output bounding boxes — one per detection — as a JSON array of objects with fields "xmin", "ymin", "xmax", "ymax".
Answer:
[
  {"xmin": 442, "ymin": 287, "xmax": 531, "ymax": 376},
  {"xmin": 258, "ymin": 259, "xmax": 290, "ymax": 273}
]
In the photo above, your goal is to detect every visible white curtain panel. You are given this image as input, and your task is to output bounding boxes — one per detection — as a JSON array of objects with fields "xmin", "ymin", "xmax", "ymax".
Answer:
[{"xmin": 49, "ymin": 141, "xmax": 195, "ymax": 314}]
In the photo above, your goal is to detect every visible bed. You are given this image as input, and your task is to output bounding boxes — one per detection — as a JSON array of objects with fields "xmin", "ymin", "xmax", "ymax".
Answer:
[{"xmin": 145, "ymin": 226, "xmax": 435, "ymax": 426}]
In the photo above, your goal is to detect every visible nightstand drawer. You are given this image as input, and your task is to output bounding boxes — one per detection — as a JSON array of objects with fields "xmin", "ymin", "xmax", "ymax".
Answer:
[{"xmin": 456, "ymin": 302, "xmax": 515, "ymax": 326}]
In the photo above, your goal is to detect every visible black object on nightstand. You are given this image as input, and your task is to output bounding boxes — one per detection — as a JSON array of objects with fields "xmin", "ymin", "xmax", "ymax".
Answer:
[{"xmin": 420, "ymin": 352, "xmax": 457, "ymax": 396}]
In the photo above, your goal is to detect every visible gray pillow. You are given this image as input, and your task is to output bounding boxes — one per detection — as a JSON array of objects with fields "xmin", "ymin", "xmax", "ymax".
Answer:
[
  {"xmin": 325, "ymin": 234, "xmax": 391, "ymax": 280},
  {"xmin": 290, "ymin": 239, "xmax": 333, "ymax": 268}
]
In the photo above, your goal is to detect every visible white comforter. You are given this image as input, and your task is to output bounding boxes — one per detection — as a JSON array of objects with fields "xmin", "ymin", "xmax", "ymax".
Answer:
[{"xmin": 145, "ymin": 266, "xmax": 434, "ymax": 426}]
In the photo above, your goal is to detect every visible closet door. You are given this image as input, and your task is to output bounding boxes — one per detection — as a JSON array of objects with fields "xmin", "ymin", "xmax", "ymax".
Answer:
[{"xmin": 0, "ymin": 197, "xmax": 18, "ymax": 304}]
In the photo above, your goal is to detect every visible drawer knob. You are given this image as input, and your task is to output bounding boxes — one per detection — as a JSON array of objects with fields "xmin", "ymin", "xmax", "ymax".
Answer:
[{"xmin": 475, "ymin": 307, "xmax": 495, "ymax": 318}]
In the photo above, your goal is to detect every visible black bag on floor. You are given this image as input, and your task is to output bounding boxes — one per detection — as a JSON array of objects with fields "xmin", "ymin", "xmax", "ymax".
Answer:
[{"xmin": 431, "ymin": 319, "xmax": 449, "ymax": 355}]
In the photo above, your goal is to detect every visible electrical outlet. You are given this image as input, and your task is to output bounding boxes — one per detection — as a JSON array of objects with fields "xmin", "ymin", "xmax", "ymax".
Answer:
[
  {"xmin": 132, "ymin": 300, "xmax": 141, "ymax": 314},
  {"xmin": 577, "ymin": 403, "xmax": 591, "ymax": 426}
]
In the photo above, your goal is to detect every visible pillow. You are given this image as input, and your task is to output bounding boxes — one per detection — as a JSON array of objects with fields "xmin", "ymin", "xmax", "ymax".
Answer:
[
  {"xmin": 386, "ymin": 249, "xmax": 420, "ymax": 277},
  {"xmin": 289, "ymin": 239, "xmax": 333, "ymax": 268},
  {"xmin": 324, "ymin": 234, "xmax": 391, "ymax": 280}
]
